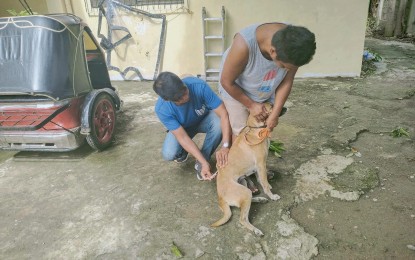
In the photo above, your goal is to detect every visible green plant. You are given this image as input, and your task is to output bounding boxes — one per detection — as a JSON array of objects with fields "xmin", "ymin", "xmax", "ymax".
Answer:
[
  {"xmin": 363, "ymin": 49, "xmax": 382, "ymax": 62},
  {"xmin": 366, "ymin": 16, "xmax": 377, "ymax": 36},
  {"xmin": 361, "ymin": 49, "xmax": 383, "ymax": 77},
  {"xmin": 269, "ymin": 140, "xmax": 285, "ymax": 158},
  {"xmin": 6, "ymin": 9, "xmax": 33, "ymax": 16},
  {"xmin": 371, "ymin": 52, "xmax": 382, "ymax": 62},
  {"xmin": 391, "ymin": 127, "xmax": 410, "ymax": 138}
]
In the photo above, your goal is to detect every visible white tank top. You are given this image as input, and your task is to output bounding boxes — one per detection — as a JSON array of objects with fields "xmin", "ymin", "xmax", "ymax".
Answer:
[{"xmin": 218, "ymin": 24, "xmax": 287, "ymax": 103}]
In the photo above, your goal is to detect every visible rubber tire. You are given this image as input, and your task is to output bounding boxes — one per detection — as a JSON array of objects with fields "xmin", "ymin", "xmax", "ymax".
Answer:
[{"xmin": 86, "ymin": 93, "xmax": 116, "ymax": 151}]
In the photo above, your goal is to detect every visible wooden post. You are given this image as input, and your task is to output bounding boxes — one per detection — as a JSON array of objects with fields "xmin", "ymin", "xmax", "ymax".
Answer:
[
  {"xmin": 377, "ymin": 0, "xmax": 385, "ymax": 25},
  {"xmin": 384, "ymin": 0, "xmax": 398, "ymax": 36},
  {"xmin": 407, "ymin": 0, "xmax": 415, "ymax": 35},
  {"xmin": 394, "ymin": 0, "xmax": 407, "ymax": 36}
]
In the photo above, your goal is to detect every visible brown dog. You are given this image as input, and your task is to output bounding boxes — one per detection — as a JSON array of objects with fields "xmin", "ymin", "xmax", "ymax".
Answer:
[{"xmin": 211, "ymin": 103, "xmax": 281, "ymax": 236}]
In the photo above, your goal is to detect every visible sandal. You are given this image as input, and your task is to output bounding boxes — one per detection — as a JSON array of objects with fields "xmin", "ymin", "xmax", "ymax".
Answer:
[
  {"xmin": 238, "ymin": 176, "xmax": 260, "ymax": 195},
  {"xmin": 279, "ymin": 107, "xmax": 288, "ymax": 117},
  {"xmin": 267, "ymin": 170, "xmax": 276, "ymax": 181}
]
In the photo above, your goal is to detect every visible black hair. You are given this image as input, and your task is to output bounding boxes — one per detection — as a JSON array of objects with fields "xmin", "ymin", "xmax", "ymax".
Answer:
[
  {"xmin": 153, "ymin": 71, "xmax": 187, "ymax": 101},
  {"xmin": 271, "ymin": 25, "xmax": 316, "ymax": 66}
]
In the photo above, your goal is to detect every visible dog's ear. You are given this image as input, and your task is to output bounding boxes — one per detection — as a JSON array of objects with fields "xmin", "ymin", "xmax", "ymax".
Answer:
[
  {"xmin": 247, "ymin": 111, "xmax": 256, "ymax": 125},
  {"xmin": 265, "ymin": 102, "xmax": 273, "ymax": 114}
]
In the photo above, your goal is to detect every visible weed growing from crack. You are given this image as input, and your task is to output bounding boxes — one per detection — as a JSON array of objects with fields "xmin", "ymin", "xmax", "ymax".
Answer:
[{"xmin": 390, "ymin": 127, "xmax": 410, "ymax": 138}]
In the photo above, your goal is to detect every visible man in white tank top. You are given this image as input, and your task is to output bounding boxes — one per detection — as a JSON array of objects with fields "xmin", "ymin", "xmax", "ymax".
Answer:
[{"xmin": 218, "ymin": 23, "xmax": 316, "ymax": 137}]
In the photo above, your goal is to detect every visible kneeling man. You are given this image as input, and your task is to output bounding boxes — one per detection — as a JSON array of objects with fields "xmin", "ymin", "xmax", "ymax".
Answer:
[{"xmin": 153, "ymin": 72, "xmax": 231, "ymax": 181}]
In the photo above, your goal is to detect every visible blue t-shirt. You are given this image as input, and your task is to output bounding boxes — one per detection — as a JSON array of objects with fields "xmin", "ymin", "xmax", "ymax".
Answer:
[{"xmin": 155, "ymin": 77, "xmax": 222, "ymax": 131}]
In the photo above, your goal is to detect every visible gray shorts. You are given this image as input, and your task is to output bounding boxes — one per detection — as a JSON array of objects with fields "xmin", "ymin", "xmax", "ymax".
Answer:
[{"xmin": 222, "ymin": 97, "xmax": 249, "ymax": 136}]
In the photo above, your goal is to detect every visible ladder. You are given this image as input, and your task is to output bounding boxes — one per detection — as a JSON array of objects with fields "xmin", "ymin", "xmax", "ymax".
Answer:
[{"xmin": 202, "ymin": 6, "xmax": 225, "ymax": 81}]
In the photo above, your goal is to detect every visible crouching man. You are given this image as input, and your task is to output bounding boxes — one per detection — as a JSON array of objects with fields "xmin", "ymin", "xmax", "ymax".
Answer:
[{"xmin": 153, "ymin": 72, "xmax": 231, "ymax": 180}]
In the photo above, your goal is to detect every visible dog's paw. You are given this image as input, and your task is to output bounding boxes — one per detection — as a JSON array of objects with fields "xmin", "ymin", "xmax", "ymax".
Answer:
[
  {"xmin": 254, "ymin": 228, "xmax": 264, "ymax": 237},
  {"xmin": 270, "ymin": 194, "xmax": 281, "ymax": 201}
]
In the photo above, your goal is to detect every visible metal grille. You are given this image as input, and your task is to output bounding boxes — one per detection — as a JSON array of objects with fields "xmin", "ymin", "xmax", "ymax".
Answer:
[
  {"xmin": 0, "ymin": 111, "xmax": 51, "ymax": 127},
  {"xmin": 86, "ymin": 0, "xmax": 185, "ymax": 15}
]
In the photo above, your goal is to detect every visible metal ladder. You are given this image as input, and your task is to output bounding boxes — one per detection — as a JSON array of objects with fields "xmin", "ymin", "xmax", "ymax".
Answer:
[{"xmin": 202, "ymin": 6, "xmax": 225, "ymax": 81}]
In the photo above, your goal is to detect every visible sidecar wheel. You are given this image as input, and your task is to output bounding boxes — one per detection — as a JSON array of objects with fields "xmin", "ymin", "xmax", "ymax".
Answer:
[{"xmin": 86, "ymin": 93, "xmax": 116, "ymax": 151}]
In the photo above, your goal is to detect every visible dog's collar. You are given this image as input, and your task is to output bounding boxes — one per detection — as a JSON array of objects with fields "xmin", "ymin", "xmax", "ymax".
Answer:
[
  {"xmin": 242, "ymin": 125, "xmax": 270, "ymax": 146},
  {"xmin": 246, "ymin": 124, "xmax": 267, "ymax": 129}
]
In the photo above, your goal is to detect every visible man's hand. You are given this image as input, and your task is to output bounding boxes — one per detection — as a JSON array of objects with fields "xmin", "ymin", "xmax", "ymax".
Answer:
[
  {"xmin": 248, "ymin": 102, "xmax": 268, "ymax": 122},
  {"xmin": 200, "ymin": 162, "xmax": 214, "ymax": 181},
  {"xmin": 266, "ymin": 116, "xmax": 279, "ymax": 132},
  {"xmin": 215, "ymin": 147, "xmax": 230, "ymax": 169}
]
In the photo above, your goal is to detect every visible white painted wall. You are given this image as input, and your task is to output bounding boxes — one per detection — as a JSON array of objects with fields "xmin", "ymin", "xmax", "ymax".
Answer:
[{"xmin": 0, "ymin": 0, "xmax": 370, "ymax": 78}]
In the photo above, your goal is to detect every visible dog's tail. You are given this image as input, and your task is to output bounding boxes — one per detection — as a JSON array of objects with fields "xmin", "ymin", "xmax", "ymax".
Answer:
[{"xmin": 211, "ymin": 197, "xmax": 232, "ymax": 227}]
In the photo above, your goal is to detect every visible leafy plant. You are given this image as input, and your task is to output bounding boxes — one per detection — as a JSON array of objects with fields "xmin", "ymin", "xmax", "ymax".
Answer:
[
  {"xmin": 361, "ymin": 49, "xmax": 383, "ymax": 77},
  {"xmin": 363, "ymin": 49, "xmax": 382, "ymax": 62},
  {"xmin": 269, "ymin": 140, "xmax": 285, "ymax": 158},
  {"xmin": 6, "ymin": 9, "xmax": 33, "ymax": 16},
  {"xmin": 390, "ymin": 127, "xmax": 410, "ymax": 138}
]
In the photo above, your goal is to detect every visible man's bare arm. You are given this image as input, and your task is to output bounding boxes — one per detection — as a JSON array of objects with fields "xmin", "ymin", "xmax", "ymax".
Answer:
[
  {"xmin": 266, "ymin": 68, "xmax": 297, "ymax": 131},
  {"xmin": 213, "ymin": 103, "xmax": 231, "ymax": 168}
]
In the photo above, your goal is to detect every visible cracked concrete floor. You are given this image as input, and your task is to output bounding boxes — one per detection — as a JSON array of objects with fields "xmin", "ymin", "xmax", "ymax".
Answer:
[{"xmin": 0, "ymin": 37, "xmax": 414, "ymax": 259}]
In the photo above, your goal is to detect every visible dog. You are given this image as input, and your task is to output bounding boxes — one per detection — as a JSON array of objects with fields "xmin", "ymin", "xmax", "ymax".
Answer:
[{"xmin": 211, "ymin": 103, "xmax": 281, "ymax": 236}]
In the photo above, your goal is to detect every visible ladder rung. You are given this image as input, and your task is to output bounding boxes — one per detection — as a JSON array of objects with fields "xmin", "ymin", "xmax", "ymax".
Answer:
[
  {"xmin": 206, "ymin": 68, "xmax": 220, "ymax": 73},
  {"xmin": 205, "ymin": 35, "xmax": 223, "ymax": 39},
  {"xmin": 206, "ymin": 76, "xmax": 219, "ymax": 81},
  {"xmin": 204, "ymin": 18, "xmax": 222, "ymax": 21},
  {"xmin": 202, "ymin": 6, "xmax": 225, "ymax": 83},
  {"xmin": 205, "ymin": 52, "xmax": 223, "ymax": 57}
]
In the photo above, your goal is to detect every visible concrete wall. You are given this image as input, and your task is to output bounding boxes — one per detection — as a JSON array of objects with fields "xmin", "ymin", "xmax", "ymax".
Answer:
[{"xmin": 0, "ymin": 0, "xmax": 370, "ymax": 78}]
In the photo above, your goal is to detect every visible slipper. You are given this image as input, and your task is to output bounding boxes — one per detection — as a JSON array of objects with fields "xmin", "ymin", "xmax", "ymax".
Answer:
[
  {"xmin": 279, "ymin": 106, "xmax": 288, "ymax": 117},
  {"xmin": 245, "ymin": 177, "xmax": 260, "ymax": 195},
  {"xmin": 247, "ymin": 179, "xmax": 260, "ymax": 195},
  {"xmin": 267, "ymin": 170, "xmax": 276, "ymax": 181}
]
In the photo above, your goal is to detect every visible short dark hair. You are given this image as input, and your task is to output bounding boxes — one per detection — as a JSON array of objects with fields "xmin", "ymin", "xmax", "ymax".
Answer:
[
  {"xmin": 272, "ymin": 25, "xmax": 316, "ymax": 67},
  {"xmin": 153, "ymin": 72, "xmax": 187, "ymax": 101}
]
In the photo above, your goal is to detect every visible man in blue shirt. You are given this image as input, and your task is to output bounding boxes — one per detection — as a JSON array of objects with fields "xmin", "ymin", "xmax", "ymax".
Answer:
[{"xmin": 154, "ymin": 72, "xmax": 231, "ymax": 180}]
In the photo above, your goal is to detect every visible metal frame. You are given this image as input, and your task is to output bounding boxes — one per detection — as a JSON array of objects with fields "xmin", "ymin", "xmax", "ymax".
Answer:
[
  {"xmin": 97, "ymin": 0, "xmax": 167, "ymax": 80},
  {"xmin": 85, "ymin": 0, "xmax": 187, "ymax": 15}
]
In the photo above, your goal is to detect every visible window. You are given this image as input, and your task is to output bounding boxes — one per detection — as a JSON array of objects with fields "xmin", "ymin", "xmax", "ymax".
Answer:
[{"xmin": 85, "ymin": 0, "xmax": 186, "ymax": 15}]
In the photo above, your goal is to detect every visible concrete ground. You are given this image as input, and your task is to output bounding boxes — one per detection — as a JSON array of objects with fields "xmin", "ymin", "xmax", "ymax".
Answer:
[{"xmin": 0, "ymin": 37, "xmax": 414, "ymax": 259}]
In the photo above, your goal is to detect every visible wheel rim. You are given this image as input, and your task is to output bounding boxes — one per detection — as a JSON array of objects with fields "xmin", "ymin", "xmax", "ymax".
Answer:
[{"xmin": 93, "ymin": 99, "xmax": 115, "ymax": 144}]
